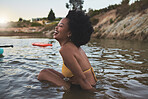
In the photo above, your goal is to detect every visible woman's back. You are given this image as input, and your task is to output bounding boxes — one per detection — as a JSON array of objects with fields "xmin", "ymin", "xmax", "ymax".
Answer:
[{"xmin": 62, "ymin": 42, "xmax": 97, "ymax": 85}]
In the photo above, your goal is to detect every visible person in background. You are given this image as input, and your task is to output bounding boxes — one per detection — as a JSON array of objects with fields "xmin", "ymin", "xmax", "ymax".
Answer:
[{"xmin": 38, "ymin": 10, "xmax": 98, "ymax": 92}]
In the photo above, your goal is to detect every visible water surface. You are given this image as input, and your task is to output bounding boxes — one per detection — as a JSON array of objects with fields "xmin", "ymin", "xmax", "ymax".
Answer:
[{"xmin": 0, "ymin": 37, "xmax": 148, "ymax": 99}]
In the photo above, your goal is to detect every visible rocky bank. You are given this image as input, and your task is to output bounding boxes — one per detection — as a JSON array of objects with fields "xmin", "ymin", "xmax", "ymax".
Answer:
[{"xmin": 92, "ymin": 8, "xmax": 148, "ymax": 41}]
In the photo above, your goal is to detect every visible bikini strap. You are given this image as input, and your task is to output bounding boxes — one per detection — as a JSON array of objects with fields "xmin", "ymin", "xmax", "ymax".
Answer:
[
  {"xmin": 83, "ymin": 67, "xmax": 98, "ymax": 82},
  {"xmin": 90, "ymin": 67, "xmax": 98, "ymax": 82},
  {"xmin": 83, "ymin": 67, "xmax": 92, "ymax": 73}
]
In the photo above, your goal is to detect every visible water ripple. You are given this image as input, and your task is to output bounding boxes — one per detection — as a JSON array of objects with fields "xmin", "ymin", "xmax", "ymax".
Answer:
[{"xmin": 0, "ymin": 37, "xmax": 148, "ymax": 99}]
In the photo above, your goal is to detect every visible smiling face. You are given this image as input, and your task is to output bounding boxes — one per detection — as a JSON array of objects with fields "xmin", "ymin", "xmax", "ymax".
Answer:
[{"xmin": 53, "ymin": 18, "xmax": 71, "ymax": 42}]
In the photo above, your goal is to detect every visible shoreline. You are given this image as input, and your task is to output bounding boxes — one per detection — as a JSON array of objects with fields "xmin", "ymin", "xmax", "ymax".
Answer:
[
  {"xmin": 0, "ymin": 31, "xmax": 42, "ymax": 36},
  {"xmin": 0, "ymin": 31, "xmax": 48, "ymax": 38},
  {"xmin": 0, "ymin": 31, "xmax": 148, "ymax": 41}
]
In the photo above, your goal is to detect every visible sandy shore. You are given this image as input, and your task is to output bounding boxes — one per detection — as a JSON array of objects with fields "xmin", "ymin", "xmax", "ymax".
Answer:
[{"xmin": 0, "ymin": 31, "xmax": 47, "ymax": 38}]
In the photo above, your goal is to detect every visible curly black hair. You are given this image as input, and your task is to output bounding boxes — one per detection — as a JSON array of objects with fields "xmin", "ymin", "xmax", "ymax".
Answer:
[{"xmin": 66, "ymin": 10, "xmax": 94, "ymax": 47}]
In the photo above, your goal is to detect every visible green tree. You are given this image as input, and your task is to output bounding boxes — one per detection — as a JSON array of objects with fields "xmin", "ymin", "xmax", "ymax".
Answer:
[
  {"xmin": 18, "ymin": 18, "xmax": 23, "ymax": 22},
  {"xmin": 129, "ymin": 0, "xmax": 148, "ymax": 12},
  {"xmin": 66, "ymin": 0, "xmax": 84, "ymax": 10},
  {"xmin": 121, "ymin": 0, "xmax": 130, "ymax": 5},
  {"xmin": 47, "ymin": 9, "xmax": 55, "ymax": 21},
  {"xmin": 117, "ymin": 0, "xmax": 130, "ymax": 17},
  {"xmin": 140, "ymin": 0, "xmax": 148, "ymax": 10}
]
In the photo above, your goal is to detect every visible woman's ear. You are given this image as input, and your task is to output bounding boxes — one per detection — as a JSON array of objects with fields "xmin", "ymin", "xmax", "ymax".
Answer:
[{"xmin": 68, "ymin": 32, "xmax": 72, "ymax": 38}]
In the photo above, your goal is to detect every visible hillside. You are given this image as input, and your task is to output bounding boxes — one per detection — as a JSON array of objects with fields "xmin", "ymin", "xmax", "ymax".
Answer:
[{"xmin": 92, "ymin": 8, "xmax": 148, "ymax": 41}]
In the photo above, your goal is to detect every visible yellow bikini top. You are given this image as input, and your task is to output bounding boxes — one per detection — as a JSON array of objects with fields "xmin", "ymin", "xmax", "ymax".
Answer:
[
  {"xmin": 62, "ymin": 63, "xmax": 97, "ymax": 81},
  {"xmin": 62, "ymin": 63, "xmax": 73, "ymax": 78}
]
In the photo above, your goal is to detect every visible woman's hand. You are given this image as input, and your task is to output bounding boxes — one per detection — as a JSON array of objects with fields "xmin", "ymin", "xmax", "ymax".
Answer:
[
  {"xmin": 62, "ymin": 82, "xmax": 71, "ymax": 91},
  {"xmin": 86, "ymin": 87, "xmax": 99, "ymax": 93}
]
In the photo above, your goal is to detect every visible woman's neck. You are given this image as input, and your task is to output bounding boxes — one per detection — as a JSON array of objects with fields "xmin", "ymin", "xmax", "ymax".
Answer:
[{"xmin": 59, "ymin": 39, "xmax": 70, "ymax": 47}]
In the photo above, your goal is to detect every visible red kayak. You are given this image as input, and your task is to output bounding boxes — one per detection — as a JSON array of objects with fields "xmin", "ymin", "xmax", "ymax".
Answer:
[{"xmin": 32, "ymin": 43, "xmax": 52, "ymax": 47}]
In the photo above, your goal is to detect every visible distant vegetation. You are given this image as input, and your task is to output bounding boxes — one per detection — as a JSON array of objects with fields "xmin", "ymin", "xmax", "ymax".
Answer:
[
  {"xmin": 88, "ymin": 0, "xmax": 148, "ymax": 25},
  {"xmin": 66, "ymin": 0, "xmax": 84, "ymax": 10},
  {"xmin": 88, "ymin": 0, "xmax": 148, "ymax": 17},
  {"xmin": 6, "ymin": 20, "xmax": 43, "ymax": 28},
  {"xmin": 87, "ymin": 4, "xmax": 120, "ymax": 17},
  {"xmin": 31, "ymin": 22, "xmax": 42, "ymax": 27},
  {"xmin": 42, "ymin": 21, "xmax": 58, "ymax": 32},
  {"xmin": 4, "ymin": 8, "xmax": 60, "ymax": 29},
  {"xmin": 48, "ymin": 9, "xmax": 56, "ymax": 21}
]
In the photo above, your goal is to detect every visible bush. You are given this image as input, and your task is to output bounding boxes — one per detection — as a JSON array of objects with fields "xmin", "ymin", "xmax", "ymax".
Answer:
[
  {"xmin": 42, "ymin": 21, "xmax": 58, "ymax": 31},
  {"xmin": 90, "ymin": 18, "xmax": 99, "ymax": 25},
  {"xmin": 87, "ymin": 4, "xmax": 120, "ymax": 17},
  {"xmin": 31, "ymin": 22, "xmax": 42, "ymax": 27},
  {"xmin": 54, "ymin": 17, "xmax": 62, "ymax": 21},
  {"xmin": 110, "ymin": 19, "xmax": 114, "ymax": 24}
]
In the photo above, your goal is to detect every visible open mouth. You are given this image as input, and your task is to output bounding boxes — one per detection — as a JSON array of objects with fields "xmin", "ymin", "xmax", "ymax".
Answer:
[
  {"xmin": 54, "ymin": 30, "xmax": 59, "ymax": 35},
  {"xmin": 53, "ymin": 30, "xmax": 59, "ymax": 35}
]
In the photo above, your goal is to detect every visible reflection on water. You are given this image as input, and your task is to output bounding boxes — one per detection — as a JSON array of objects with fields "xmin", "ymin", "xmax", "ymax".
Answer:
[{"xmin": 0, "ymin": 36, "xmax": 148, "ymax": 99}]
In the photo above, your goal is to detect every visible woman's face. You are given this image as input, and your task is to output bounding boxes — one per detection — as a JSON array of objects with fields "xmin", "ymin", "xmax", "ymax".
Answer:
[{"xmin": 53, "ymin": 18, "xmax": 71, "ymax": 41}]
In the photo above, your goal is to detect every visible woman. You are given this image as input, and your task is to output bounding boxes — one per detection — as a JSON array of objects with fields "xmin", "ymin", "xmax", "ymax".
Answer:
[{"xmin": 38, "ymin": 10, "xmax": 97, "ymax": 92}]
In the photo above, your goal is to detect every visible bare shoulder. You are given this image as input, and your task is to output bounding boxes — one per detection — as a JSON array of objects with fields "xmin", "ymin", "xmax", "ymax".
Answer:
[
  {"xmin": 59, "ymin": 43, "xmax": 75, "ymax": 56},
  {"xmin": 59, "ymin": 43, "xmax": 77, "ymax": 67}
]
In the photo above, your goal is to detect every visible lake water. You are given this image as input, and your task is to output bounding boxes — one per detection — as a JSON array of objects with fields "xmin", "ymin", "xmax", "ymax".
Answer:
[{"xmin": 0, "ymin": 36, "xmax": 148, "ymax": 99}]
